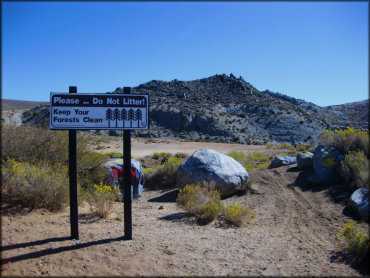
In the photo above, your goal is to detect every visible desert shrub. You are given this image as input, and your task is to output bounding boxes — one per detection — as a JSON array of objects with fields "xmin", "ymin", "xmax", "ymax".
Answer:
[
  {"xmin": 2, "ymin": 126, "xmax": 92, "ymax": 164},
  {"xmin": 273, "ymin": 143, "xmax": 293, "ymax": 150},
  {"xmin": 1, "ymin": 158, "xmax": 68, "ymax": 211},
  {"xmin": 104, "ymin": 151, "xmax": 124, "ymax": 158},
  {"xmin": 77, "ymin": 152, "xmax": 110, "ymax": 189},
  {"xmin": 2, "ymin": 126, "xmax": 68, "ymax": 164},
  {"xmin": 340, "ymin": 150, "xmax": 369, "ymax": 189},
  {"xmin": 144, "ymin": 156, "xmax": 184, "ymax": 187},
  {"xmin": 229, "ymin": 151, "xmax": 271, "ymax": 172},
  {"xmin": 86, "ymin": 182, "xmax": 120, "ymax": 218},
  {"xmin": 222, "ymin": 202, "xmax": 256, "ymax": 227},
  {"xmin": 2, "ymin": 126, "xmax": 110, "ymax": 190},
  {"xmin": 319, "ymin": 127, "xmax": 369, "ymax": 156},
  {"xmin": 176, "ymin": 183, "xmax": 222, "ymax": 222},
  {"xmin": 336, "ymin": 220, "xmax": 369, "ymax": 262},
  {"xmin": 151, "ymin": 152, "xmax": 172, "ymax": 162}
]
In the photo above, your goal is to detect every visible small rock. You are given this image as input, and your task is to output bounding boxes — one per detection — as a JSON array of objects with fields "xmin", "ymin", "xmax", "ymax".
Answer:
[
  {"xmin": 296, "ymin": 151, "xmax": 313, "ymax": 168},
  {"xmin": 268, "ymin": 156, "xmax": 296, "ymax": 169}
]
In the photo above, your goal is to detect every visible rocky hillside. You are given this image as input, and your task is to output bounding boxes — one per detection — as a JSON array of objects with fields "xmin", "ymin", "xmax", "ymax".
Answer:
[
  {"xmin": 3, "ymin": 74, "xmax": 368, "ymax": 145},
  {"xmin": 121, "ymin": 74, "xmax": 368, "ymax": 145}
]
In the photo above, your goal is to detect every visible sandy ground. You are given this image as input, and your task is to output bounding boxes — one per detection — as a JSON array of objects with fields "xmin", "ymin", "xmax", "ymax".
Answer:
[{"xmin": 1, "ymin": 140, "xmax": 368, "ymax": 276}]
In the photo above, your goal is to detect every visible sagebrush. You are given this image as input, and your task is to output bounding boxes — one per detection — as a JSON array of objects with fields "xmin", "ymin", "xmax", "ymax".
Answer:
[
  {"xmin": 340, "ymin": 150, "xmax": 369, "ymax": 189},
  {"xmin": 144, "ymin": 155, "xmax": 185, "ymax": 187},
  {"xmin": 336, "ymin": 220, "xmax": 369, "ymax": 262},
  {"xmin": 176, "ymin": 183, "xmax": 222, "ymax": 222},
  {"xmin": 222, "ymin": 202, "xmax": 256, "ymax": 227},
  {"xmin": 319, "ymin": 127, "xmax": 369, "ymax": 156},
  {"xmin": 85, "ymin": 182, "xmax": 120, "ymax": 218},
  {"xmin": 228, "ymin": 151, "xmax": 271, "ymax": 171},
  {"xmin": 1, "ymin": 159, "xmax": 68, "ymax": 211}
]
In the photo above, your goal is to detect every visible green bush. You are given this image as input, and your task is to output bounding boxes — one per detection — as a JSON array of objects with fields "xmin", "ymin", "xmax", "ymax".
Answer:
[
  {"xmin": 336, "ymin": 220, "xmax": 369, "ymax": 262},
  {"xmin": 2, "ymin": 126, "xmax": 110, "ymax": 190},
  {"xmin": 85, "ymin": 182, "xmax": 120, "ymax": 218},
  {"xmin": 228, "ymin": 151, "xmax": 271, "ymax": 171},
  {"xmin": 144, "ymin": 156, "xmax": 184, "ymax": 187},
  {"xmin": 1, "ymin": 159, "xmax": 68, "ymax": 211},
  {"xmin": 319, "ymin": 127, "xmax": 369, "ymax": 156},
  {"xmin": 77, "ymin": 152, "xmax": 110, "ymax": 189},
  {"xmin": 151, "ymin": 152, "xmax": 172, "ymax": 162},
  {"xmin": 176, "ymin": 183, "xmax": 222, "ymax": 222},
  {"xmin": 341, "ymin": 150, "xmax": 369, "ymax": 189},
  {"xmin": 104, "ymin": 151, "xmax": 124, "ymax": 158},
  {"xmin": 2, "ymin": 126, "xmax": 69, "ymax": 164},
  {"xmin": 222, "ymin": 202, "xmax": 256, "ymax": 227}
]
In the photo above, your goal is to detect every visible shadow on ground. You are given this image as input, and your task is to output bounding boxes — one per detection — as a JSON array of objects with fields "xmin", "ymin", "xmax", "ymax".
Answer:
[
  {"xmin": 1, "ymin": 235, "xmax": 128, "ymax": 264},
  {"xmin": 287, "ymin": 166, "xmax": 355, "ymax": 205},
  {"xmin": 148, "ymin": 189, "xmax": 179, "ymax": 203},
  {"xmin": 159, "ymin": 211, "xmax": 213, "ymax": 226},
  {"xmin": 330, "ymin": 250, "xmax": 369, "ymax": 276}
]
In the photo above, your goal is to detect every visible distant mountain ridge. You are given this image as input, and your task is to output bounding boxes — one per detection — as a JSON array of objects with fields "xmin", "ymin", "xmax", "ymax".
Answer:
[
  {"xmin": 1, "ymin": 99, "xmax": 49, "ymax": 111},
  {"xmin": 2, "ymin": 74, "xmax": 368, "ymax": 145}
]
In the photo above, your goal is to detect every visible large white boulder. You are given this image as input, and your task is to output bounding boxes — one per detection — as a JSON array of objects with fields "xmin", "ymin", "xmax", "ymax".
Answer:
[{"xmin": 176, "ymin": 149, "xmax": 249, "ymax": 197}]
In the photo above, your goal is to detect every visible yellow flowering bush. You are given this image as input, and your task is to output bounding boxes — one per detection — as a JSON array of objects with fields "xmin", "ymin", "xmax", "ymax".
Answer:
[
  {"xmin": 177, "ymin": 183, "xmax": 222, "ymax": 222},
  {"xmin": 87, "ymin": 182, "xmax": 120, "ymax": 218},
  {"xmin": 222, "ymin": 202, "xmax": 256, "ymax": 227},
  {"xmin": 319, "ymin": 127, "xmax": 369, "ymax": 156},
  {"xmin": 228, "ymin": 151, "xmax": 271, "ymax": 171},
  {"xmin": 144, "ymin": 156, "xmax": 185, "ymax": 187},
  {"xmin": 340, "ymin": 150, "xmax": 369, "ymax": 189},
  {"xmin": 1, "ymin": 158, "xmax": 68, "ymax": 211},
  {"xmin": 336, "ymin": 220, "xmax": 369, "ymax": 261}
]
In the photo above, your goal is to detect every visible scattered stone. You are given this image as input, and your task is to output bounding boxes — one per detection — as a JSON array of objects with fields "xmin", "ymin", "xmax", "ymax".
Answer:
[
  {"xmin": 296, "ymin": 151, "xmax": 313, "ymax": 168},
  {"xmin": 176, "ymin": 148, "xmax": 249, "ymax": 197},
  {"xmin": 268, "ymin": 156, "xmax": 296, "ymax": 169},
  {"xmin": 348, "ymin": 188, "xmax": 369, "ymax": 220},
  {"xmin": 308, "ymin": 145, "xmax": 343, "ymax": 184}
]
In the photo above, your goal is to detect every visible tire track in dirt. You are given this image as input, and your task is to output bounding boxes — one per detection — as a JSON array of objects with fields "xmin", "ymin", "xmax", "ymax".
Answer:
[{"xmin": 247, "ymin": 166, "xmax": 348, "ymax": 275}]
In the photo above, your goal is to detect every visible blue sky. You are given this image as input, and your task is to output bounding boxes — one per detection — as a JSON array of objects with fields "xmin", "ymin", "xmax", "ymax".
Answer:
[{"xmin": 2, "ymin": 1, "xmax": 368, "ymax": 106}]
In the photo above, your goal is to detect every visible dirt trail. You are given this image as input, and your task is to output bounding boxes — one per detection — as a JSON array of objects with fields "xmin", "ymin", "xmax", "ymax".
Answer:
[
  {"xmin": 1, "ymin": 162, "xmax": 367, "ymax": 276},
  {"xmin": 93, "ymin": 137, "xmax": 289, "ymax": 158}
]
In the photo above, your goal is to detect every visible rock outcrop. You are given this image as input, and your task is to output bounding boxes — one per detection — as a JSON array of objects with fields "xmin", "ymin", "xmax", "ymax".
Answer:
[{"xmin": 308, "ymin": 145, "xmax": 343, "ymax": 184}]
